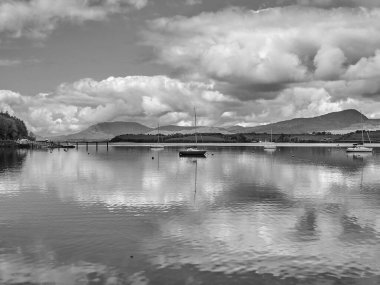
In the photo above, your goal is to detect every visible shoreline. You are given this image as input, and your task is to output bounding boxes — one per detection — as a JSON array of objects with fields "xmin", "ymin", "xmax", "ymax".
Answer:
[{"xmin": 109, "ymin": 142, "xmax": 380, "ymax": 148}]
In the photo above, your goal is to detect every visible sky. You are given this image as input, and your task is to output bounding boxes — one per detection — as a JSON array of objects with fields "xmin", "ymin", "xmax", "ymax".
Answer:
[{"xmin": 1, "ymin": 0, "xmax": 380, "ymax": 136}]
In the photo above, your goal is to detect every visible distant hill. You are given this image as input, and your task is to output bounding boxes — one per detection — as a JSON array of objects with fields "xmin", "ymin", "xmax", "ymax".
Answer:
[
  {"xmin": 48, "ymin": 109, "xmax": 380, "ymax": 141},
  {"xmin": 226, "ymin": 125, "xmax": 247, "ymax": 133},
  {"xmin": 49, "ymin": 122, "xmax": 152, "ymax": 141},
  {"xmin": 234, "ymin": 109, "xmax": 380, "ymax": 134},
  {"xmin": 146, "ymin": 126, "xmax": 232, "ymax": 135}
]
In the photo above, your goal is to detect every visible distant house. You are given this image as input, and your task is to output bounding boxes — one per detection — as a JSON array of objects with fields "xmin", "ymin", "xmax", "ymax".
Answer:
[{"xmin": 17, "ymin": 138, "xmax": 29, "ymax": 145}]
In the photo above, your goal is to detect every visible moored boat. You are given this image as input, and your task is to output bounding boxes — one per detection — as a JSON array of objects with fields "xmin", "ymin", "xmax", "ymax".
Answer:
[
  {"xmin": 346, "ymin": 113, "xmax": 373, "ymax": 153},
  {"xmin": 179, "ymin": 147, "xmax": 206, "ymax": 157},
  {"xmin": 263, "ymin": 129, "xmax": 276, "ymax": 150},
  {"xmin": 346, "ymin": 143, "xmax": 372, "ymax": 153},
  {"xmin": 151, "ymin": 122, "xmax": 164, "ymax": 150},
  {"xmin": 179, "ymin": 108, "xmax": 206, "ymax": 157},
  {"xmin": 63, "ymin": 143, "xmax": 75, "ymax": 148}
]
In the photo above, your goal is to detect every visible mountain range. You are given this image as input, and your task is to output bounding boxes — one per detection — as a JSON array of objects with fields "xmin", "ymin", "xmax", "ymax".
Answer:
[
  {"xmin": 49, "ymin": 122, "xmax": 152, "ymax": 141},
  {"xmin": 48, "ymin": 109, "xmax": 380, "ymax": 141},
  {"xmin": 235, "ymin": 109, "xmax": 380, "ymax": 134}
]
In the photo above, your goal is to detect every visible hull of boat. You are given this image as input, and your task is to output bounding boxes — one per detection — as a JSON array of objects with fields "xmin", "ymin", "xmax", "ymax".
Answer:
[
  {"xmin": 346, "ymin": 147, "xmax": 373, "ymax": 152},
  {"xmin": 64, "ymin": 145, "xmax": 76, "ymax": 148},
  {"xmin": 263, "ymin": 145, "xmax": 276, "ymax": 149},
  {"xmin": 150, "ymin": 145, "xmax": 164, "ymax": 149},
  {"xmin": 179, "ymin": 150, "xmax": 206, "ymax": 157}
]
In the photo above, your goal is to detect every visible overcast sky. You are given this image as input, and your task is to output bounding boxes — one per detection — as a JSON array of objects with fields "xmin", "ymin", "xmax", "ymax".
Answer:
[{"xmin": 1, "ymin": 0, "xmax": 380, "ymax": 136}]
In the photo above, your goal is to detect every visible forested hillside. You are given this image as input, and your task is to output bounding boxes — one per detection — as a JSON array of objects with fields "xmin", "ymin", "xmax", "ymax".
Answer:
[{"xmin": 0, "ymin": 112, "xmax": 28, "ymax": 140}]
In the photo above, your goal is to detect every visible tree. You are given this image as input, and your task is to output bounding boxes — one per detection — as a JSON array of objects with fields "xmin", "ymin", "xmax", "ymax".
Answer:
[{"xmin": 0, "ymin": 112, "xmax": 29, "ymax": 140}]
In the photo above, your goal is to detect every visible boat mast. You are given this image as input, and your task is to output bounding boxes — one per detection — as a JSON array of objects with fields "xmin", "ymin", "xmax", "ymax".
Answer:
[
  {"xmin": 157, "ymin": 122, "xmax": 160, "ymax": 143},
  {"xmin": 194, "ymin": 107, "xmax": 198, "ymax": 145},
  {"xmin": 361, "ymin": 113, "xmax": 364, "ymax": 144}
]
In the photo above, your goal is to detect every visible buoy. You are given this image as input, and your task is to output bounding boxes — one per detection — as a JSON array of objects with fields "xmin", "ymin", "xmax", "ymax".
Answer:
[{"xmin": 152, "ymin": 157, "xmax": 154, "ymax": 159}]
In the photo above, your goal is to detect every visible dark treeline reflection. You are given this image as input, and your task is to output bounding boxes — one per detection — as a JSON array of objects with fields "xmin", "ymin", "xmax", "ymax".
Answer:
[{"xmin": 0, "ymin": 149, "xmax": 27, "ymax": 172}]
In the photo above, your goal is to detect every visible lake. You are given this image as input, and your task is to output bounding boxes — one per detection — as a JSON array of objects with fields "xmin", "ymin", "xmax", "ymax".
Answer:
[{"xmin": 0, "ymin": 145, "xmax": 380, "ymax": 284}]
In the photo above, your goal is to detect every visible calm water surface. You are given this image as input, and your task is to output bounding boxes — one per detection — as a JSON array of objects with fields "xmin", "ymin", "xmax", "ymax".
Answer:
[{"xmin": 0, "ymin": 145, "xmax": 380, "ymax": 284}]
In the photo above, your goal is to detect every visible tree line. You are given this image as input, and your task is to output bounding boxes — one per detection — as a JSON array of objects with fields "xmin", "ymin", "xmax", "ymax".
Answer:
[{"xmin": 0, "ymin": 112, "xmax": 29, "ymax": 140}]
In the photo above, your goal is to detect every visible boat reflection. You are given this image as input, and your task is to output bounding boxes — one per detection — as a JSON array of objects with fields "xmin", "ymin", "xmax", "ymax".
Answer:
[{"xmin": 347, "ymin": 152, "xmax": 373, "ymax": 161}]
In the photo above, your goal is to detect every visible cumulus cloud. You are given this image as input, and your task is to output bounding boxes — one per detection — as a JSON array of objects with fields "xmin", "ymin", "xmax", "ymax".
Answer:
[
  {"xmin": 3, "ymin": 73, "xmax": 380, "ymax": 136},
  {"xmin": 0, "ymin": 0, "xmax": 148, "ymax": 39},
  {"xmin": 314, "ymin": 46, "xmax": 347, "ymax": 80},
  {"xmin": 344, "ymin": 50, "xmax": 380, "ymax": 80},
  {"xmin": 3, "ymin": 4, "xmax": 380, "ymax": 134},
  {"xmin": 0, "ymin": 76, "xmax": 237, "ymax": 136},
  {"xmin": 141, "ymin": 5, "xmax": 380, "ymax": 117},
  {"xmin": 144, "ymin": 6, "xmax": 380, "ymax": 91}
]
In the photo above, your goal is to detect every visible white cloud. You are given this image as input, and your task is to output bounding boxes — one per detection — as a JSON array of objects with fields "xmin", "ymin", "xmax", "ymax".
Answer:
[
  {"xmin": 314, "ymin": 46, "xmax": 347, "ymax": 80},
  {"xmin": 4, "ymin": 73, "xmax": 380, "ymax": 136},
  {"xmin": 143, "ymin": 6, "xmax": 380, "ymax": 102},
  {"xmin": 0, "ymin": 0, "xmax": 148, "ymax": 39},
  {"xmin": 264, "ymin": 87, "xmax": 343, "ymax": 118},
  {"xmin": 3, "ymin": 4, "xmax": 380, "ymax": 134},
  {"xmin": 0, "ymin": 76, "xmax": 237, "ymax": 136},
  {"xmin": 344, "ymin": 50, "xmax": 380, "ymax": 80}
]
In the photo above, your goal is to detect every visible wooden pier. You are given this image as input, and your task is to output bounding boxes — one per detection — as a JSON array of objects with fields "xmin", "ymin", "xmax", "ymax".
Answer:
[
  {"xmin": 0, "ymin": 140, "xmax": 110, "ymax": 150},
  {"xmin": 56, "ymin": 141, "xmax": 110, "ymax": 151},
  {"xmin": 0, "ymin": 140, "xmax": 17, "ymax": 148}
]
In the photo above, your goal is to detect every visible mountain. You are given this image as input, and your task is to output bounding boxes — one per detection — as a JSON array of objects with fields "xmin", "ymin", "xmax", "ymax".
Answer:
[
  {"xmin": 146, "ymin": 125, "xmax": 232, "ymax": 135},
  {"xmin": 235, "ymin": 109, "xmax": 379, "ymax": 134},
  {"xmin": 50, "ymin": 122, "xmax": 152, "ymax": 141},
  {"xmin": 226, "ymin": 125, "xmax": 247, "ymax": 133},
  {"xmin": 48, "ymin": 109, "xmax": 380, "ymax": 141}
]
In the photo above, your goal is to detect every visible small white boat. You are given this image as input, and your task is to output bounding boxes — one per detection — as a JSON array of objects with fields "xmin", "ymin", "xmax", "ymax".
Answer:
[
  {"xmin": 346, "ymin": 143, "xmax": 372, "ymax": 153},
  {"xmin": 151, "ymin": 145, "xmax": 164, "ymax": 149},
  {"xmin": 263, "ymin": 143, "xmax": 276, "ymax": 150},
  {"xmin": 263, "ymin": 129, "xmax": 276, "ymax": 150}
]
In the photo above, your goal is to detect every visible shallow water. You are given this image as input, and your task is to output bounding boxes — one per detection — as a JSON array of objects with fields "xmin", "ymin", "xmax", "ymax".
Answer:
[{"xmin": 0, "ymin": 146, "xmax": 380, "ymax": 284}]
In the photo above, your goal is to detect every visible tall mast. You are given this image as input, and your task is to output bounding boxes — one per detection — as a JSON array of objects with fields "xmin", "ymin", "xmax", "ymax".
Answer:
[
  {"xmin": 194, "ymin": 107, "xmax": 198, "ymax": 145},
  {"xmin": 157, "ymin": 122, "xmax": 160, "ymax": 143},
  {"xmin": 361, "ymin": 112, "xmax": 364, "ymax": 144}
]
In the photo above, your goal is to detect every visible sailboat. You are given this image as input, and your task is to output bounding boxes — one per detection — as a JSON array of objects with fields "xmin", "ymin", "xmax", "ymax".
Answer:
[
  {"xmin": 179, "ymin": 108, "xmax": 207, "ymax": 157},
  {"xmin": 263, "ymin": 129, "xmax": 276, "ymax": 150},
  {"xmin": 150, "ymin": 122, "xmax": 164, "ymax": 149},
  {"xmin": 346, "ymin": 113, "xmax": 372, "ymax": 153}
]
